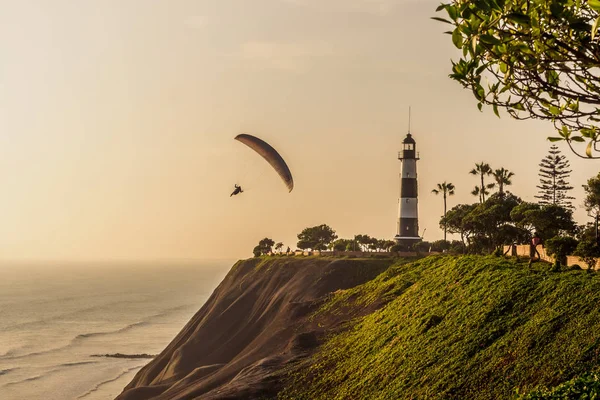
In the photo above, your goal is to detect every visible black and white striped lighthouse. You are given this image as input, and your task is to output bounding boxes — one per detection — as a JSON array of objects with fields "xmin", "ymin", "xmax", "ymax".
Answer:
[{"xmin": 394, "ymin": 132, "xmax": 421, "ymax": 246}]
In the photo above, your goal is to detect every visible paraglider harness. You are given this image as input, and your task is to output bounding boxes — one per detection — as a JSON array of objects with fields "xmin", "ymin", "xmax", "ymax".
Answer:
[{"xmin": 230, "ymin": 184, "xmax": 243, "ymax": 197}]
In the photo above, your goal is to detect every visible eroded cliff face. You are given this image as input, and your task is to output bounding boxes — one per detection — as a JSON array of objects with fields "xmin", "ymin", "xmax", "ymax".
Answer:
[{"xmin": 117, "ymin": 257, "xmax": 391, "ymax": 400}]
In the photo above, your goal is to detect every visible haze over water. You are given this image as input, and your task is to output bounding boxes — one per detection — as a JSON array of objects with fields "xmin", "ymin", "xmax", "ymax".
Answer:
[{"xmin": 0, "ymin": 260, "xmax": 231, "ymax": 400}]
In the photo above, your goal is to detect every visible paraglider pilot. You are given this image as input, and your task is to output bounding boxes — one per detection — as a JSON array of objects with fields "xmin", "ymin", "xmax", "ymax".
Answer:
[{"xmin": 230, "ymin": 184, "xmax": 243, "ymax": 197}]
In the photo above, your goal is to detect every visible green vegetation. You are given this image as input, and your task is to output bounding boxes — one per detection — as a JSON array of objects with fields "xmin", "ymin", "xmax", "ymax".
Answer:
[
  {"xmin": 253, "ymin": 238, "xmax": 275, "ymax": 257},
  {"xmin": 432, "ymin": 181, "xmax": 456, "ymax": 241},
  {"xmin": 535, "ymin": 145, "xmax": 574, "ymax": 209},
  {"xmin": 435, "ymin": 0, "xmax": 600, "ymax": 159},
  {"xmin": 297, "ymin": 224, "xmax": 338, "ymax": 252},
  {"xmin": 519, "ymin": 373, "xmax": 600, "ymax": 399},
  {"xmin": 280, "ymin": 255, "xmax": 600, "ymax": 399}
]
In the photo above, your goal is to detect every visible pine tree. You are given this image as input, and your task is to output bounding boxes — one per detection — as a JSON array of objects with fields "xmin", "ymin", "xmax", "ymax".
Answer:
[{"xmin": 535, "ymin": 145, "xmax": 574, "ymax": 208}]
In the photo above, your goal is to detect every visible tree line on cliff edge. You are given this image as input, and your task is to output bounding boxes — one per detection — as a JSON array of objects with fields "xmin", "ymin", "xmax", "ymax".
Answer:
[
  {"xmin": 252, "ymin": 226, "xmax": 402, "ymax": 258},
  {"xmin": 432, "ymin": 152, "xmax": 600, "ymax": 269}
]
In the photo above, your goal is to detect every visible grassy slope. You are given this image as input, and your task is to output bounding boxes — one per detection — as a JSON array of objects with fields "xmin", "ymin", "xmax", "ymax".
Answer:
[{"xmin": 279, "ymin": 255, "xmax": 600, "ymax": 400}]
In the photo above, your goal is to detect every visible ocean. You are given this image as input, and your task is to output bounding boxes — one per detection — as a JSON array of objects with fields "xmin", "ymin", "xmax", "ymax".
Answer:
[{"xmin": 0, "ymin": 260, "xmax": 233, "ymax": 400}]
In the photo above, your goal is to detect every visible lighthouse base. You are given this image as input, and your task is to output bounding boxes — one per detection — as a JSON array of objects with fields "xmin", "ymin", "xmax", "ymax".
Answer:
[{"xmin": 394, "ymin": 235, "xmax": 422, "ymax": 249}]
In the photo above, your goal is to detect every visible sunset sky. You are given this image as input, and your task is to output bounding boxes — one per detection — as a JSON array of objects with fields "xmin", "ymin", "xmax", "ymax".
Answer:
[{"xmin": 0, "ymin": 0, "xmax": 594, "ymax": 262}]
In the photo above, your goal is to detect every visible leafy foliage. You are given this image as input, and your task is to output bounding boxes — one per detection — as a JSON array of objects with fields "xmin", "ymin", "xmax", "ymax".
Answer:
[
  {"xmin": 433, "ymin": 181, "xmax": 456, "ymax": 241},
  {"xmin": 519, "ymin": 373, "xmax": 600, "ymax": 399},
  {"xmin": 297, "ymin": 224, "xmax": 338, "ymax": 252},
  {"xmin": 435, "ymin": 0, "xmax": 600, "ymax": 158},
  {"xmin": 493, "ymin": 167, "xmax": 514, "ymax": 196},
  {"xmin": 584, "ymin": 172, "xmax": 600, "ymax": 218},
  {"xmin": 574, "ymin": 238, "xmax": 600, "ymax": 269},
  {"xmin": 511, "ymin": 202, "xmax": 576, "ymax": 241},
  {"xmin": 254, "ymin": 238, "xmax": 275, "ymax": 257},
  {"xmin": 470, "ymin": 162, "xmax": 494, "ymax": 203},
  {"xmin": 535, "ymin": 145, "xmax": 575, "ymax": 208},
  {"xmin": 545, "ymin": 236, "xmax": 579, "ymax": 266}
]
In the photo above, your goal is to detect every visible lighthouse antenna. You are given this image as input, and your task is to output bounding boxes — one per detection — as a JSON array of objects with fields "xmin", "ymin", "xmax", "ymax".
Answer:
[{"xmin": 408, "ymin": 106, "xmax": 411, "ymax": 134}]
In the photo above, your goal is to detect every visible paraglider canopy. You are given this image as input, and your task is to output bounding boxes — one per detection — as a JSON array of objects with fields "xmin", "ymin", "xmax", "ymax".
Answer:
[{"xmin": 234, "ymin": 134, "xmax": 294, "ymax": 192}]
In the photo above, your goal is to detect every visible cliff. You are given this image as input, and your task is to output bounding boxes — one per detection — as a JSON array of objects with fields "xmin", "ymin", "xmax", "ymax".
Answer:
[
  {"xmin": 116, "ymin": 256, "xmax": 391, "ymax": 400},
  {"xmin": 119, "ymin": 255, "xmax": 600, "ymax": 399}
]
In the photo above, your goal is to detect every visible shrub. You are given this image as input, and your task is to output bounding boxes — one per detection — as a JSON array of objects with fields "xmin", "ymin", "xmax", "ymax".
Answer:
[
  {"xmin": 519, "ymin": 373, "xmax": 600, "ymax": 399},
  {"xmin": 574, "ymin": 239, "xmax": 600, "ymax": 270},
  {"xmin": 545, "ymin": 236, "xmax": 579, "ymax": 267}
]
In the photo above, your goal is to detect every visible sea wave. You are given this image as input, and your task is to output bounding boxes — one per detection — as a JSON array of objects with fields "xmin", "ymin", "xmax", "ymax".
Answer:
[
  {"xmin": 1, "ymin": 361, "xmax": 98, "ymax": 388},
  {"xmin": 0, "ymin": 304, "xmax": 193, "ymax": 361},
  {"xmin": 77, "ymin": 365, "xmax": 144, "ymax": 399}
]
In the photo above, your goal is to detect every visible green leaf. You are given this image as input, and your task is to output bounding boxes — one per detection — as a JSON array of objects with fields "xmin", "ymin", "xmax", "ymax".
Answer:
[
  {"xmin": 431, "ymin": 16, "xmax": 454, "ymax": 25},
  {"xmin": 477, "ymin": 102, "xmax": 483, "ymax": 111},
  {"xmin": 586, "ymin": 141, "xmax": 594, "ymax": 157},
  {"xmin": 549, "ymin": 105, "xmax": 560, "ymax": 115},
  {"xmin": 446, "ymin": 5, "xmax": 458, "ymax": 20},
  {"xmin": 548, "ymin": 137, "xmax": 564, "ymax": 142},
  {"xmin": 452, "ymin": 29, "xmax": 463, "ymax": 48},
  {"xmin": 480, "ymin": 35, "xmax": 501, "ymax": 45},
  {"xmin": 589, "ymin": 0, "xmax": 600, "ymax": 12},
  {"xmin": 571, "ymin": 136, "xmax": 586, "ymax": 142},
  {"xmin": 581, "ymin": 128, "xmax": 596, "ymax": 138},
  {"xmin": 506, "ymin": 13, "xmax": 531, "ymax": 26},
  {"xmin": 493, "ymin": 104, "xmax": 500, "ymax": 117},
  {"xmin": 593, "ymin": 16, "xmax": 600, "ymax": 40},
  {"xmin": 499, "ymin": 62, "xmax": 508, "ymax": 74}
]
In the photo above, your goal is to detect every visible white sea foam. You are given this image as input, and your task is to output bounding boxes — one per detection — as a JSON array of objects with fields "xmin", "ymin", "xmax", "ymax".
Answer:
[{"xmin": 0, "ymin": 260, "xmax": 231, "ymax": 400}]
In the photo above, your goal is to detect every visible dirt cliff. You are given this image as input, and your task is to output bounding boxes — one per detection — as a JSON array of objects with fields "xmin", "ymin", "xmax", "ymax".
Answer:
[{"xmin": 116, "ymin": 256, "xmax": 391, "ymax": 400}]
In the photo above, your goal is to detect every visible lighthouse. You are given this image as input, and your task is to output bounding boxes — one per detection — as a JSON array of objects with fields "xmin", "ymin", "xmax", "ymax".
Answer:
[{"xmin": 395, "ymin": 132, "xmax": 421, "ymax": 247}]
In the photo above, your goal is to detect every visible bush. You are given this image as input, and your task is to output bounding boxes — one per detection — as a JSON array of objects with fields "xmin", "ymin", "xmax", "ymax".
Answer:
[
  {"xmin": 413, "ymin": 241, "xmax": 431, "ymax": 253},
  {"xmin": 391, "ymin": 244, "xmax": 409, "ymax": 252},
  {"xmin": 574, "ymin": 239, "xmax": 600, "ymax": 270},
  {"xmin": 545, "ymin": 236, "xmax": 579, "ymax": 267},
  {"xmin": 430, "ymin": 240, "xmax": 451, "ymax": 252},
  {"xmin": 448, "ymin": 241, "xmax": 466, "ymax": 254},
  {"xmin": 519, "ymin": 373, "xmax": 600, "ymax": 399}
]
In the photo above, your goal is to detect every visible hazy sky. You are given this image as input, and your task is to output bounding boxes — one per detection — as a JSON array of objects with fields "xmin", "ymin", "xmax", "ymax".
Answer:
[{"xmin": 0, "ymin": 0, "xmax": 595, "ymax": 262}]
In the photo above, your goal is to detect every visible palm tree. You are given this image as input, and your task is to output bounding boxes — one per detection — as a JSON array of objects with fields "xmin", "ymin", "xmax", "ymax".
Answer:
[
  {"xmin": 470, "ymin": 162, "xmax": 494, "ymax": 203},
  {"xmin": 432, "ymin": 182, "xmax": 455, "ymax": 241},
  {"xmin": 492, "ymin": 168, "xmax": 514, "ymax": 197}
]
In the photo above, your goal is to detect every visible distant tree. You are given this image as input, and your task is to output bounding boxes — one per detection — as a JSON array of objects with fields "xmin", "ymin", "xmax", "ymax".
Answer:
[
  {"xmin": 448, "ymin": 240, "xmax": 466, "ymax": 254},
  {"xmin": 354, "ymin": 234, "xmax": 374, "ymax": 252},
  {"xmin": 431, "ymin": 240, "xmax": 451, "ymax": 252},
  {"xmin": 381, "ymin": 240, "xmax": 396, "ymax": 252},
  {"xmin": 511, "ymin": 203, "xmax": 576, "ymax": 241},
  {"xmin": 545, "ymin": 236, "xmax": 579, "ymax": 268},
  {"xmin": 471, "ymin": 186, "xmax": 488, "ymax": 204},
  {"xmin": 584, "ymin": 172, "xmax": 600, "ymax": 244},
  {"xmin": 275, "ymin": 242, "xmax": 284, "ymax": 254},
  {"xmin": 535, "ymin": 145, "xmax": 575, "ymax": 208},
  {"xmin": 470, "ymin": 162, "xmax": 494, "ymax": 203},
  {"xmin": 435, "ymin": 0, "xmax": 600, "ymax": 159},
  {"xmin": 574, "ymin": 239, "xmax": 600, "ymax": 270},
  {"xmin": 492, "ymin": 168, "xmax": 514, "ymax": 197},
  {"xmin": 255, "ymin": 238, "xmax": 275, "ymax": 255},
  {"xmin": 297, "ymin": 224, "xmax": 338, "ymax": 253},
  {"xmin": 413, "ymin": 241, "xmax": 431, "ymax": 253},
  {"xmin": 252, "ymin": 246, "xmax": 262, "ymax": 258},
  {"xmin": 464, "ymin": 192, "xmax": 523, "ymax": 252},
  {"xmin": 441, "ymin": 203, "xmax": 478, "ymax": 246},
  {"xmin": 432, "ymin": 181, "xmax": 456, "ymax": 241},
  {"xmin": 330, "ymin": 239, "xmax": 358, "ymax": 252}
]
